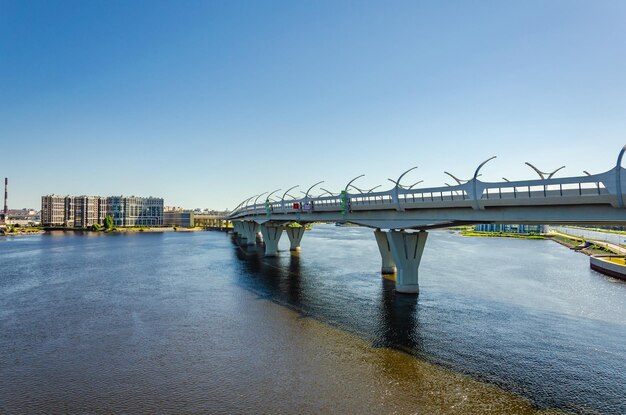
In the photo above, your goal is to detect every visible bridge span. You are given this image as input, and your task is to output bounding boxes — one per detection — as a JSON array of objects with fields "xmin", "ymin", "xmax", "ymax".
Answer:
[{"xmin": 227, "ymin": 146, "xmax": 626, "ymax": 294}]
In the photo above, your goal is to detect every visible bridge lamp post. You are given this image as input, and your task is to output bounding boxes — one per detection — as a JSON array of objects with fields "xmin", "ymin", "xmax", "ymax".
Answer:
[
  {"xmin": 265, "ymin": 188, "xmax": 281, "ymax": 216},
  {"xmin": 444, "ymin": 171, "xmax": 468, "ymax": 186},
  {"xmin": 389, "ymin": 166, "xmax": 418, "ymax": 210},
  {"xmin": 525, "ymin": 162, "xmax": 566, "ymax": 197},
  {"xmin": 407, "ymin": 180, "xmax": 424, "ymax": 189},
  {"xmin": 281, "ymin": 185, "xmax": 299, "ymax": 211},
  {"xmin": 253, "ymin": 192, "xmax": 268, "ymax": 214},
  {"xmin": 302, "ymin": 181, "xmax": 324, "ymax": 212},
  {"xmin": 524, "ymin": 162, "xmax": 566, "ymax": 180},
  {"xmin": 387, "ymin": 178, "xmax": 423, "ymax": 189},
  {"xmin": 471, "ymin": 156, "xmax": 497, "ymax": 210},
  {"xmin": 231, "ymin": 199, "xmax": 247, "ymax": 215},
  {"xmin": 342, "ymin": 175, "xmax": 365, "ymax": 216},
  {"xmin": 240, "ymin": 194, "xmax": 259, "ymax": 213},
  {"xmin": 304, "ymin": 181, "xmax": 324, "ymax": 199},
  {"xmin": 444, "ymin": 171, "xmax": 481, "ymax": 200},
  {"xmin": 349, "ymin": 184, "xmax": 382, "ymax": 194}
]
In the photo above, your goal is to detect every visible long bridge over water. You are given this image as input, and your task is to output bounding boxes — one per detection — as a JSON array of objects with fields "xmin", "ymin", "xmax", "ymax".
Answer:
[{"xmin": 227, "ymin": 146, "xmax": 626, "ymax": 295}]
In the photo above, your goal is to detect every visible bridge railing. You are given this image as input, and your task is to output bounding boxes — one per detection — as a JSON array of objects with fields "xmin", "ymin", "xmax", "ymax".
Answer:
[{"xmin": 229, "ymin": 165, "xmax": 624, "ymax": 219}]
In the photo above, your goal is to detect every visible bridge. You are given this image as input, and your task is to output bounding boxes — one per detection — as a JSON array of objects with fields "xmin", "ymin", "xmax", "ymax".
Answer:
[{"xmin": 227, "ymin": 145, "xmax": 626, "ymax": 294}]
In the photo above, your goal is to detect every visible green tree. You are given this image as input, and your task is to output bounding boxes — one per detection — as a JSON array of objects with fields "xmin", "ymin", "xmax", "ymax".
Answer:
[{"xmin": 104, "ymin": 215, "xmax": 113, "ymax": 230}]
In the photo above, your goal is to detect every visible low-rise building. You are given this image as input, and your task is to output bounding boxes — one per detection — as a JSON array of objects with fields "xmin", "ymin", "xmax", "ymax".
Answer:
[{"xmin": 164, "ymin": 210, "xmax": 194, "ymax": 227}]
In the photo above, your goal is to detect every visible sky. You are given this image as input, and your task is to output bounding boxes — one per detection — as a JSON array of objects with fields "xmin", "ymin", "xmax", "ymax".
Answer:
[{"xmin": 1, "ymin": 0, "xmax": 626, "ymax": 210}]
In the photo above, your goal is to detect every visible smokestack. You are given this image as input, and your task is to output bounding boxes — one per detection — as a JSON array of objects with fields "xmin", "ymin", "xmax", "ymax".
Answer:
[{"xmin": 4, "ymin": 178, "xmax": 7, "ymax": 217}]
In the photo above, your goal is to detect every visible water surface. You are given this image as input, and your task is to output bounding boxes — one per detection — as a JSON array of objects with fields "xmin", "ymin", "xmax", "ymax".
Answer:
[{"xmin": 1, "ymin": 227, "xmax": 624, "ymax": 414}]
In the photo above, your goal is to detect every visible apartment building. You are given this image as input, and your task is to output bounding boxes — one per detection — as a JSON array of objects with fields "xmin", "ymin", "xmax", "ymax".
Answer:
[
  {"xmin": 73, "ymin": 196, "xmax": 107, "ymax": 228},
  {"xmin": 41, "ymin": 195, "xmax": 163, "ymax": 227},
  {"xmin": 41, "ymin": 195, "xmax": 73, "ymax": 226},
  {"xmin": 108, "ymin": 196, "xmax": 163, "ymax": 227}
]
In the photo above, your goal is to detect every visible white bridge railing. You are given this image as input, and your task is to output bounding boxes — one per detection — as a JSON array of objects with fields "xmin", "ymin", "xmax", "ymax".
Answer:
[{"xmin": 229, "ymin": 146, "xmax": 626, "ymax": 220}]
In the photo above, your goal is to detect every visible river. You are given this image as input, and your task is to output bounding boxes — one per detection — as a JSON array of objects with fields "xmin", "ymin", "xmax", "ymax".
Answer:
[{"xmin": 1, "ymin": 226, "xmax": 625, "ymax": 414}]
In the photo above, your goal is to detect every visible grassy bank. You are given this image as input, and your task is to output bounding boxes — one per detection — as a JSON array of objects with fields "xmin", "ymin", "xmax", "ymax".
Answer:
[
  {"xmin": 460, "ymin": 228, "xmax": 621, "ymax": 256},
  {"xmin": 547, "ymin": 233, "xmax": 618, "ymax": 255},
  {"xmin": 0, "ymin": 225, "xmax": 45, "ymax": 236}
]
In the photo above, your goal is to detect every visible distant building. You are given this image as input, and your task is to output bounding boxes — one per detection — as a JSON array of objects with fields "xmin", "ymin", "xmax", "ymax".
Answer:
[
  {"xmin": 108, "ymin": 196, "xmax": 163, "ymax": 227},
  {"xmin": 41, "ymin": 195, "xmax": 73, "ymax": 226},
  {"xmin": 193, "ymin": 213, "xmax": 230, "ymax": 229},
  {"xmin": 73, "ymin": 196, "xmax": 107, "ymax": 228},
  {"xmin": 5, "ymin": 208, "xmax": 41, "ymax": 226},
  {"xmin": 474, "ymin": 224, "xmax": 546, "ymax": 233},
  {"xmin": 41, "ymin": 195, "xmax": 163, "ymax": 227},
  {"xmin": 164, "ymin": 210, "xmax": 194, "ymax": 227}
]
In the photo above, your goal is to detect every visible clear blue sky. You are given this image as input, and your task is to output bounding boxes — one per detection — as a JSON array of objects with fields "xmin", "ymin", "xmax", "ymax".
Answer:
[{"xmin": 1, "ymin": 0, "xmax": 625, "ymax": 210}]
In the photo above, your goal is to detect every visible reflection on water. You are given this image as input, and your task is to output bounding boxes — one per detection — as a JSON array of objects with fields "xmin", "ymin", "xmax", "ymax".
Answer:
[
  {"xmin": 230, "ymin": 225, "xmax": 626, "ymax": 414},
  {"xmin": 1, "ymin": 227, "xmax": 624, "ymax": 414}
]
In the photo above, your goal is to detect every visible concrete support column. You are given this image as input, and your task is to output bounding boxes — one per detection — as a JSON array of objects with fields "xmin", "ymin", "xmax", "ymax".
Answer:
[
  {"xmin": 387, "ymin": 230, "xmax": 428, "ymax": 295},
  {"xmin": 243, "ymin": 222, "xmax": 259, "ymax": 246},
  {"xmin": 285, "ymin": 226, "xmax": 305, "ymax": 251},
  {"xmin": 374, "ymin": 229, "xmax": 396, "ymax": 275},
  {"xmin": 260, "ymin": 224, "xmax": 284, "ymax": 257},
  {"xmin": 235, "ymin": 222, "xmax": 247, "ymax": 242}
]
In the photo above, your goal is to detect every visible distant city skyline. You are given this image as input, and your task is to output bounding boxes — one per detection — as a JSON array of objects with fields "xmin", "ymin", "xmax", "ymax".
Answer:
[{"xmin": 2, "ymin": 1, "xmax": 626, "ymax": 209}]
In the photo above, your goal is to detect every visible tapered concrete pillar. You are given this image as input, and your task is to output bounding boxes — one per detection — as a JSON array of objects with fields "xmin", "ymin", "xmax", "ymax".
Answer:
[
  {"xmin": 387, "ymin": 230, "xmax": 428, "ymax": 295},
  {"xmin": 243, "ymin": 222, "xmax": 259, "ymax": 246},
  {"xmin": 260, "ymin": 224, "xmax": 284, "ymax": 257},
  {"xmin": 285, "ymin": 226, "xmax": 305, "ymax": 251},
  {"xmin": 374, "ymin": 229, "xmax": 396, "ymax": 274}
]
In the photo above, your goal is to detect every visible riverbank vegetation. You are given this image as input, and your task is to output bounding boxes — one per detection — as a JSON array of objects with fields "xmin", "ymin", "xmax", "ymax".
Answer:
[
  {"xmin": 544, "ymin": 233, "xmax": 618, "ymax": 256},
  {"xmin": 0, "ymin": 224, "xmax": 45, "ymax": 236}
]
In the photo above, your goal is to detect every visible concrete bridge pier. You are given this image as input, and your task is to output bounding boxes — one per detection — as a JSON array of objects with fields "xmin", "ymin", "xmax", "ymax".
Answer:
[
  {"xmin": 233, "ymin": 222, "xmax": 246, "ymax": 243},
  {"xmin": 285, "ymin": 226, "xmax": 305, "ymax": 251},
  {"xmin": 242, "ymin": 222, "xmax": 260, "ymax": 246},
  {"xmin": 387, "ymin": 230, "xmax": 428, "ymax": 295},
  {"xmin": 260, "ymin": 224, "xmax": 284, "ymax": 256},
  {"xmin": 374, "ymin": 229, "xmax": 396, "ymax": 275}
]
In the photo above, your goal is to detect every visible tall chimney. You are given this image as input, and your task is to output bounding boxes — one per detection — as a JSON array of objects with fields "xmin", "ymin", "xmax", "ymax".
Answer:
[{"xmin": 4, "ymin": 178, "xmax": 7, "ymax": 217}]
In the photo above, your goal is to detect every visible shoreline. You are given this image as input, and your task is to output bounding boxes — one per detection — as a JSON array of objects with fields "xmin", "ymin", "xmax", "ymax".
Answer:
[
  {"xmin": 1, "ymin": 226, "xmax": 210, "ymax": 237},
  {"xmin": 459, "ymin": 229, "xmax": 623, "ymax": 256}
]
